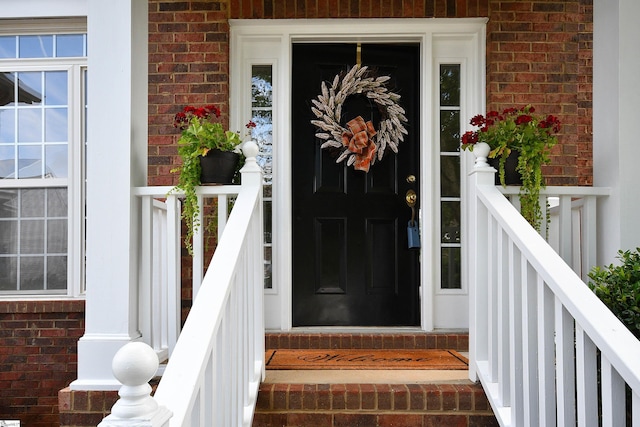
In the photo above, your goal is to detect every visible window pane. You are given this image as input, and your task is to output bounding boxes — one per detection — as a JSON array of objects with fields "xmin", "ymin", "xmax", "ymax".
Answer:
[
  {"xmin": 0, "ymin": 109, "xmax": 15, "ymax": 142},
  {"xmin": 21, "ymin": 219, "xmax": 44, "ymax": 253},
  {"xmin": 263, "ymin": 200, "xmax": 272, "ymax": 242},
  {"xmin": 20, "ymin": 256, "xmax": 44, "ymax": 290},
  {"xmin": 0, "ymin": 148, "xmax": 15, "ymax": 178},
  {"xmin": 17, "ymin": 72, "xmax": 43, "ymax": 106},
  {"xmin": 56, "ymin": 35, "xmax": 84, "ymax": 57},
  {"xmin": 45, "ymin": 71, "xmax": 68, "ymax": 105},
  {"xmin": 45, "ymin": 108, "xmax": 68, "ymax": 142},
  {"xmin": 0, "ymin": 36, "xmax": 16, "ymax": 59},
  {"xmin": 0, "ymin": 72, "xmax": 16, "ymax": 106},
  {"xmin": 18, "ymin": 109, "xmax": 42, "ymax": 142},
  {"xmin": 0, "ymin": 220, "xmax": 18, "ymax": 254},
  {"xmin": 47, "ymin": 219, "xmax": 67, "ymax": 252},
  {"xmin": 441, "ymin": 201, "xmax": 461, "ymax": 243},
  {"xmin": 440, "ymin": 110, "xmax": 460, "ymax": 152},
  {"xmin": 18, "ymin": 146, "xmax": 42, "ymax": 178},
  {"xmin": 252, "ymin": 66, "xmax": 273, "ymax": 107},
  {"xmin": 47, "ymin": 255, "xmax": 67, "ymax": 289},
  {"xmin": 45, "ymin": 145, "xmax": 68, "ymax": 178},
  {"xmin": 0, "ymin": 190, "xmax": 18, "ymax": 218},
  {"xmin": 441, "ymin": 247, "xmax": 461, "ymax": 289},
  {"xmin": 440, "ymin": 156, "xmax": 460, "ymax": 197},
  {"xmin": 440, "ymin": 64, "xmax": 460, "ymax": 106},
  {"xmin": 19, "ymin": 35, "xmax": 53, "ymax": 58},
  {"xmin": 47, "ymin": 188, "xmax": 67, "ymax": 217},
  {"xmin": 0, "ymin": 258, "xmax": 17, "ymax": 290},
  {"xmin": 21, "ymin": 189, "xmax": 45, "ymax": 217},
  {"xmin": 252, "ymin": 110, "xmax": 272, "ymax": 184}
]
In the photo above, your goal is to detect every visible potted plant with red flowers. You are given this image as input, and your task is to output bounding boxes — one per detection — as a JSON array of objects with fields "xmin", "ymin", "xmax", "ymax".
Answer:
[
  {"xmin": 170, "ymin": 104, "xmax": 252, "ymax": 254},
  {"xmin": 461, "ymin": 105, "xmax": 561, "ymax": 231}
]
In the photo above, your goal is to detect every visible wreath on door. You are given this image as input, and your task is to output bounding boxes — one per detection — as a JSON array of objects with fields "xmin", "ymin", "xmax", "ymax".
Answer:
[{"xmin": 310, "ymin": 64, "xmax": 408, "ymax": 172}]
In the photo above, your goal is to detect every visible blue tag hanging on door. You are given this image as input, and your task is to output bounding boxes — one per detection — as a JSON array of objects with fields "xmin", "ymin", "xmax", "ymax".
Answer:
[{"xmin": 407, "ymin": 220, "xmax": 420, "ymax": 249}]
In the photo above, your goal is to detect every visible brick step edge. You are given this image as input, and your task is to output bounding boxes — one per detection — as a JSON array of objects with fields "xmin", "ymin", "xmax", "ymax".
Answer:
[
  {"xmin": 255, "ymin": 383, "xmax": 492, "ymax": 414},
  {"xmin": 253, "ymin": 411, "xmax": 499, "ymax": 427},
  {"xmin": 265, "ymin": 333, "xmax": 469, "ymax": 351}
]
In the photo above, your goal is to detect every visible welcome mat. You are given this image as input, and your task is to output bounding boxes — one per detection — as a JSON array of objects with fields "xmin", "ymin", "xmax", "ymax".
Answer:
[{"xmin": 265, "ymin": 349, "xmax": 468, "ymax": 370}]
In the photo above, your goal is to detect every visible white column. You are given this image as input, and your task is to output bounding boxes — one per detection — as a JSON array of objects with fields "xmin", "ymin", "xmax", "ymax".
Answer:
[
  {"xmin": 593, "ymin": 0, "xmax": 640, "ymax": 265},
  {"xmin": 72, "ymin": 0, "xmax": 148, "ymax": 390}
]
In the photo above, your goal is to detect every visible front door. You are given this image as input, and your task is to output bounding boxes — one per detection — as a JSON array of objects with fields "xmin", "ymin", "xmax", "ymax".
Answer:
[{"xmin": 292, "ymin": 43, "xmax": 420, "ymax": 326}]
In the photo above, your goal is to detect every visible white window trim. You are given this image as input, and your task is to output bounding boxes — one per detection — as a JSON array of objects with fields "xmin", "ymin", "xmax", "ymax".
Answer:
[{"xmin": 230, "ymin": 18, "xmax": 487, "ymax": 331}]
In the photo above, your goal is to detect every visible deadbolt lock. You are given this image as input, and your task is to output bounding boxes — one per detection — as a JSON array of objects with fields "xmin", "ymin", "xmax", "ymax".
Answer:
[{"xmin": 405, "ymin": 189, "xmax": 417, "ymax": 207}]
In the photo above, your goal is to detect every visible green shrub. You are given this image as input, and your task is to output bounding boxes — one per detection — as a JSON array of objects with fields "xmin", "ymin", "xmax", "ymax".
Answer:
[{"xmin": 588, "ymin": 248, "xmax": 640, "ymax": 340}]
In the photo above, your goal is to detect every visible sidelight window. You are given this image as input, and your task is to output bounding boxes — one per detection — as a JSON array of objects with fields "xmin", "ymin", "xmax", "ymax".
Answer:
[
  {"xmin": 439, "ymin": 64, "xmax": 462, "ymax": 290},
  {"xmin": 250, "ymin": 65, "xmax": 273, "ymax": 290}
]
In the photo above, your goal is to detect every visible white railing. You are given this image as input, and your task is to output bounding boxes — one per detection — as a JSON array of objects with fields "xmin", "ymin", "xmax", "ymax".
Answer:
[
  {"xmin": 134, "ymin": 183, "xmax": 247, "ymax": 363},
  {"xmin": 467, "ymin": 147, "xmax": 640, "ymax": 426},
  {"xmin": 100, "ymin": 141, "xmax": 265, "ymax": 426},
  {"xmin": 499, "ymin": 186, "xmax": 610, "ymax": 281}
]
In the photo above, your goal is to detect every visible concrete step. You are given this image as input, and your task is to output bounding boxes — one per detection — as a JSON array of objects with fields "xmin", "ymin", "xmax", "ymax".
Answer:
[{"xmin": 253, "ymin": 332, "xmax": 498, "ymax": 427}]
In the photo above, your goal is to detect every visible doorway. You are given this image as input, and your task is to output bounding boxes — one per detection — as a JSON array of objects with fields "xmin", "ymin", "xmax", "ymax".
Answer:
[
  {"xmin": 291, "ymin": 43, "xmax": 420, "ymax": 326},
  {"xmin": 229, "ymin": 18, "xmax": 487, "ymax": 331}
]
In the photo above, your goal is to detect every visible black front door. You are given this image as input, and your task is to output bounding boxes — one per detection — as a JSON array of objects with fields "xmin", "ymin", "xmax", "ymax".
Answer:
[{"xmin": 292, "ymin": 43, "xmax": 420, "ymax": 326}]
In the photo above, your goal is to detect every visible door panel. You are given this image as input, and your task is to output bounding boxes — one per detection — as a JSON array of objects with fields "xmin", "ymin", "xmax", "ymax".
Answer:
[{"xmin": 292, "ymin": 43, "xmax": 420, "ymax": 326}]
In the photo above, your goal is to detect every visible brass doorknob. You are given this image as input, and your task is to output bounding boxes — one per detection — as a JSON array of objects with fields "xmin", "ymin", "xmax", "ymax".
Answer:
[{"xmin": 405, "ymin": 189, "xmax": 417, "ymax": 207}]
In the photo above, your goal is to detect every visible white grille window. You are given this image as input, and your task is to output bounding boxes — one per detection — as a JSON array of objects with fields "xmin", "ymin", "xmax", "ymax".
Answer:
[
  {"xmin": 251, "ymin": 65, "xmax": 273, "ymax": 290},
  {"xmin": 0, "ymin": 27, "xmax": 86, "ymax": 296}
]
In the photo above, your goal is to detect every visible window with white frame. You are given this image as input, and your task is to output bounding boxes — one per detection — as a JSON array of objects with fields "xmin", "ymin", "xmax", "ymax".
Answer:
[
  {"xmin": 250, "ymin": 65, "xmax": 273, "ymax": 289},
  {"xmin": 0, "ymin": 26, "xmax": 87, "ymax": 296}
]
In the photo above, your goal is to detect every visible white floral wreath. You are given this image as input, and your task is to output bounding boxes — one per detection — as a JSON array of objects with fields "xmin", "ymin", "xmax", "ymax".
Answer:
[{"xmin": 310, "ymin": 64, "xmax": 408, "ymax": 172}]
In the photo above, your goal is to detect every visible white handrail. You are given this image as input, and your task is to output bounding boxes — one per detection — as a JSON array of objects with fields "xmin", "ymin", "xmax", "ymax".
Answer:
[
  {"xmin": 468, "ymin": 152, "xmax": 640, "ymax": 426},
  {"xmin": 101, "ymin": 142, "xmax": 264, "ymax": 426}
]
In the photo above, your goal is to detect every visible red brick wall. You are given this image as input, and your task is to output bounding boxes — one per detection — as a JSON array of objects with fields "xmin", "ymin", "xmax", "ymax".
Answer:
[
  {"xmin": 0, "ymin": 300, "xmax": 84, "ymax": 427},
  {"xmin": 148, "ymin": 0, "xmax": 592, "ymax": 188},
  {"xmin": 487, "ymin": 0, "xmax": 593, "ymax": 185}
]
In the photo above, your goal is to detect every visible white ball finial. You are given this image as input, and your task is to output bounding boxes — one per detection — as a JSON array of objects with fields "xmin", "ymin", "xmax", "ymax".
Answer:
[
  {"xmin": 112, "ymin": 342, "xmax": 159, "ymax": 386},
  {"xmin": 109, "ymin": 342, "xmax": 159, "ymax": 419},
  {"xmin": 242, "ymin": 140, "xmax": 259, "ymax": 159},
  {"xmin": 472, "ymin": 142, "xmax": 491, "ymax": 168}
]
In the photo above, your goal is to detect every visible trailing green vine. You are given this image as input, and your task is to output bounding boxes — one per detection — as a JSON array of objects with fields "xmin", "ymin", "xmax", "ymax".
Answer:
[
  {"xmin": 461, "ymin": 105, "xmax": 561, "ymax": 231},
  {"xmin": 169, "ymin": 105, "xmax": 247, "ymax": 254}
]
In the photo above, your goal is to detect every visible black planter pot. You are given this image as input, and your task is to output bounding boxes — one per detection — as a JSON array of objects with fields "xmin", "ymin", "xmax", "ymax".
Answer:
[
  {"xmin": 199, "ymin": 150, "xmax": 240, "ymax": 184},
  {"xmin": 488, "ymin": 151, "xmax": 522, "ymax": 186}
]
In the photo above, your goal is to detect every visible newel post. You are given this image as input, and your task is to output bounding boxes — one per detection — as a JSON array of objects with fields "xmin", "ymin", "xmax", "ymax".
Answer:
[
  {"xmin": 240, "ymin": 140, "xmax": 263, "ymax": 186},
  {"xmin": 467, "ymin": 142, "xmax": 496, "ymax": 382},
  {"xmin": 98, "ymin": 342, "xmax": 172, "ymax": 427}
]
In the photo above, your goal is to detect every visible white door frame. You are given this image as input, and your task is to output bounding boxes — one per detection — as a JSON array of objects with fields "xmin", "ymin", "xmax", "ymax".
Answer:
[{"xmin": 230, "ymin": 18, "xmax": 487, "ymax": 332}]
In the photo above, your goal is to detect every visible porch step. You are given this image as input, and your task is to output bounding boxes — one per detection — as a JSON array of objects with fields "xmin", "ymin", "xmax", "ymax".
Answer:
[
  {"xmin": 253, "ymin": 332, "xmax": 498, "ymax": 427},
  {"xmin": 265, "ymin": 331, "xmax": 469, "ymax": 351}
]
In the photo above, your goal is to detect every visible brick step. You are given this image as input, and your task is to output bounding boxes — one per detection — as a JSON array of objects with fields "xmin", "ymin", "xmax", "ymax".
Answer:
[
  {"xmin": 252, "ymin": 382, "xmax": 498, "ymax": 427},
  {"xmin": 265, "ymin": 331, "xmax": 469, "ymax": 351},
  {"xmin": 255, "ymin": 333, "xmax": 497, "ymax": 427}
]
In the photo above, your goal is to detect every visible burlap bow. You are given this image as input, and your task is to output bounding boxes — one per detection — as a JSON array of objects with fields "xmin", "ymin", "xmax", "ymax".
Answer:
[{"xmin": 341, "ymin": 116, "xmax": 377, "ymax": 172}]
